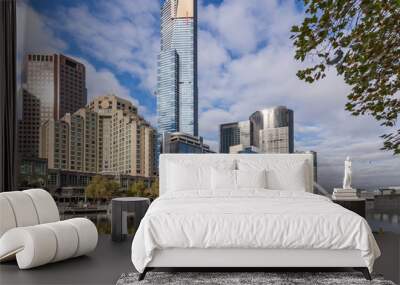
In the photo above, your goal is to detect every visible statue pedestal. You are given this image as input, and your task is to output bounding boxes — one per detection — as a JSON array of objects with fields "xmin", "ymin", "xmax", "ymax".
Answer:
[
  {"xmin": 333, "ymin": 188, "xmax": 356, "ymax": 193},
  {"xmin": 332, "ymin": 188, "xmax": 359, "ymax": 200}
]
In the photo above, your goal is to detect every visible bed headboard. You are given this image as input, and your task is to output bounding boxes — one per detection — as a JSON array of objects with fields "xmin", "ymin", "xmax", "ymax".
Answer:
[{"xmin": 159, "ymin": 153, "xmax": 314, "ymax": 196}]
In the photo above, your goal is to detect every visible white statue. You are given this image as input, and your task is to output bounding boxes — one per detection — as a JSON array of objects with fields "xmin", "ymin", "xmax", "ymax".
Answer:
[{"xmin": 343, "ymin": 156, "xmax": 352, "ymax": 189}]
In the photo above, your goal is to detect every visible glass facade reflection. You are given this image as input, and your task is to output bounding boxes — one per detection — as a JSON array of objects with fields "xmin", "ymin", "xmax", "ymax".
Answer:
[
  {"xmin": 157, "ymin": 0, "xmax": 198, "ymax": 137},
  {"xmin": 249, "ymin": 106, "xmax": 294, "ymax": 153},
  {"xmin": 219, "ymin": 121, "xmax": 250, "ymax": 153}
]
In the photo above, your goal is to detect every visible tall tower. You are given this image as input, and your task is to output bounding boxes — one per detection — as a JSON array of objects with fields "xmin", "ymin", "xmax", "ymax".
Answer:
[
  {"xmin": 19, "ymin": 54, "xmax": 86, "ymax": 158},
  {"xmin": 249, "ymin": 106, "xmax": 294, "ymax": 153},
  {"xmin": 23, "ymin": 54, "xmax": 86, "ymax": 122},
  {"xmin": 219, "ymin": 121, "xmax": 250, "ymax": 153},
  {"xmin": 157, "ymin": 0, "xmax": 198, "ymax": 137}
]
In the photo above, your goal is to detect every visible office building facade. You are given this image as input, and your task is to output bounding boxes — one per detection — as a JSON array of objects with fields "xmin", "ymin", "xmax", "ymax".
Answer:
[
  {"xmin": 89, "ymin": 95, "xmax": 139, "ymax": 174},
  {"xmin": 40, "ymin": 119, "xmax": 70, "ymax": 170},
  {"xmin": 40, "ymin": 95, "xmax": 157, "ymax": 178},
  {"xmin": 23, "ymin": 53, "xmax": 86, "ymax": 121},
  {"xmin": 109, "ymin": 110, "xmax": 156, "ymax": 177},
  {"xmin": 62, "ymin": 109, "xmax": 98, "ymax": 173},
  {"xmin": 157, "ymin": 0, "xmax": 198, "ymax": 137},
  {"xmin": 18, "ymin": 89, "xmax": 41, "ymax": 158},
  {"xmin": 250, "ymin": 106, "xmax": 294, "ymax": 153},
  {"xmin": 229, "ymin": 145, "xmax": 259, "ymax": 154},
  {"xmin": 219, "ymin": 121, "xmax": 250, "ymax": 153},
  {"xmin": 162, "ymin": 132, "xmax": 213, "ymax": 153},
  {"xmin": 19, "ymin": 54, "xmax": 86, "ymax": 160}
]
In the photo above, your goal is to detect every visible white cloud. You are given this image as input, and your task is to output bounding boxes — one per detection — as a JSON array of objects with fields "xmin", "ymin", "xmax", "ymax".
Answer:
[
  {"xmin": 54, "ymin": 0, "xmax": 160, "ymax": 93},
  {"xmin": 198, "ymin": 0, "xmax": 400, "ymax": 190},
  {"xmin": 17, "ymin": 1, "xmax": 67, "ymax": 55},
  {"xmin": 16, "ymin": 1, "xmax": 152, "ymax": 122},
  {"xmin": 73, "ymin": 57, "xmax": 133, "ymax": 102}
]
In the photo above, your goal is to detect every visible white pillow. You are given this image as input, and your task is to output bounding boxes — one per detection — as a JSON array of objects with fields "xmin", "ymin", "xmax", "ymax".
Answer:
[
  {"xmin": 168, "ymin": 162, "xmax": 211, "ymax": 191},
  {"xmin": 167, "ymin": 160, "xmax": 236, "ymax": 192},
  {"xmin": 236, "ymin": 169, "xmax": 267, "ymax": 189},
  {"xmin": 211, "ymin": 168, "xmax": 236, "ymax": 191},
  {"xmin": 238, "ymin": 159, "xmax": 308, "ymax": 192}
]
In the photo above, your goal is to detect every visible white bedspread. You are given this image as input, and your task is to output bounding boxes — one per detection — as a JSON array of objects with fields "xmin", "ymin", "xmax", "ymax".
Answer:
[{"xmin": 131, "ymin": 190, "xmax": 380, "ymax": 273}]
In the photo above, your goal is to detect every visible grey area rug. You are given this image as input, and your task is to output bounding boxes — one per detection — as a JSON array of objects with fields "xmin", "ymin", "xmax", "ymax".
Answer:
[{"xmin": 116, "ymin": 272, "xmax": 396, "ymax": 285}]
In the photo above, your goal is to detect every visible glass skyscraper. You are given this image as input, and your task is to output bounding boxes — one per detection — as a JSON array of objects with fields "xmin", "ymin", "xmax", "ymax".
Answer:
[
  {"xmin": 157, "ymin": 0, "xmax": 198, "ymax": 137},
  {"xmin": 219, "ymin": 121, "xmax": 250, "ymax": 153},
  {"xmin": 249, "ymin": 106, "xmax": 294, "ymax": 153}
]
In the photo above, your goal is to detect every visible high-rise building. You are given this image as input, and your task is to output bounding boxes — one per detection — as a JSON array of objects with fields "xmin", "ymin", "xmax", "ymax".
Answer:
[
  {"xmin": 18, "ymin": 89, "xmax": 41, "ymax": 158},
  {"xmin": 40, "ymin": 95, "xmax": 157, "ymax": 178},
  {"xmin": 229, "ymin": 145, "xmax": 259, "ymax": 154},
  {"xmin": 157, "ymin": 0, "xmax": 198, "ymax": 137},
  {"xmin": 109, "ymin": 110, "xmax": 155, "ymax": 176},
  {"xmin": 40, "ymin": 108, "xmax": 98, "ymax": 172},
  {"xmin": 39, "ymin": 119, "xmax": 70, "ymax": 169},
  {"xmin": 20, "ymin": 54, "xmax": 86, "ymax": 160},
  {"xmin": 162, "ymin": 132, "xmax": 214, "ymax": 153},
  {"xmin": 62, "ymin": 109, "xmax": 98, "ymax": 173},
  {"xmin": 89, "ymin": 95, "xmax": 138, "ymax": 173},
  {"xmin": 249, "ymin": 106, "xmax": 294, "ymax": 153},
  {"xmin": 219, "ymin": 121, "xmax": 250, "ymax": 153},
  {"xmin": 23, "ymin": 54, "xmax": 87, "ymax": 121}
]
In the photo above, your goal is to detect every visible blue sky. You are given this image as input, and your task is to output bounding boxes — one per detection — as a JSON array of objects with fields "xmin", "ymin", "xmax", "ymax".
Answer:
[{"xmin": 17, "ymin": 0, "xmax": 400, "ymax": 190}]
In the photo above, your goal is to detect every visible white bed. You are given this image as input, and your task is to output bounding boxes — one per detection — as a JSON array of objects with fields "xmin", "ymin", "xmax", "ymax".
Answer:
[{"xmin": 131, "ymin": 154, "xmax": 380, "ymax": 280}]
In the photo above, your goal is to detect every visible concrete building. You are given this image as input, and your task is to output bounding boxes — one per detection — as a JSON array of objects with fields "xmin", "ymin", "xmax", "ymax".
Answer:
[
  {"xmin": 162, "ymin": 132, "xmax": 214, "ymax": 153},
  {"xmin": 40, "ymin": 95, "xmax": 157, "ymax": 178},
  {"xmin": 19, "ymin": 54, "xmax": 86, "ymax": 161},
  {"xmin": 109, "ymin": 111, "xmax": 156, "ymax": 177},
  {"xmin": 89, "ymin": 95, "xmax": 137, "ymax": 173},
  {"xmin": 18, "ymin": 157, "xmax": 48, "ymax": 189},
  {"xmin": 229, "ymin": 145, "xmax": 259, "ymax": 154},
  {"xmin": 250, "ymin": 106, "xmax": 294, "ymax": 153},
  {"xmin": 219, "ymin": 121, "xmax": 250, "ymax": 153},
  {"xmin": 40, "ymin": 119, "xmax": 70, "ymax": 170},
  {"xmin": 23, "ymin": 53, "xmax": 86, "ymax": 121},
  {"xmin": 18, "ymin": 89, "xmax": 41, "ymax": 158},
  {"xmin": 89, "ymin": 95, "xmax": 156, "ymax": 177},
  {"xmin": 62, "ymin": 109, "xmax": 98, "ymax": 173},
  {"xmin": 157, "ymin": 0, "xmax": 198, "ymax": 137}
]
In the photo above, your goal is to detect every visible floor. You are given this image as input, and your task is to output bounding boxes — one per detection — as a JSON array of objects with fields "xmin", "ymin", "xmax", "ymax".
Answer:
[
  {"xmin": 1, "ymin": 233, "xmax": 398, "ymax": 285},
  {"xmin": 0, "ymin": 235, "xmax": 134, "ymax": 285}
]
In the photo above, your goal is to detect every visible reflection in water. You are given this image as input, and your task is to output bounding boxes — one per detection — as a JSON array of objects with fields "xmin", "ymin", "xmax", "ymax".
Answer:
[
  {"xmin": 367, "ymin": 209, "xmax": 400, "ymax": 284},
  {"xmin": 367, "ymin": 210, "xmax": 400, "ymax": 235},
  {"xmin": 60, "ymin": 212, "xmax": 137, "ymax": 235}
]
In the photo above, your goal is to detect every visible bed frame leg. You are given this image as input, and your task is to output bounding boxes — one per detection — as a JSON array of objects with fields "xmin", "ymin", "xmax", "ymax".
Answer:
[
  {"xmin": 138, "ymin": 268, "xmax": 148, "ymax": 281},
  {"xmin": 354, "ymin": 267, "xmax": 371, "ymax": 280}
]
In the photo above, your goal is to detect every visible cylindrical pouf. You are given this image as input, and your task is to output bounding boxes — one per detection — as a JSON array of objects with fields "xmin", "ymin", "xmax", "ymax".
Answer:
[
  {"xmin": 0, "ymin": 196, "xmax": 17, "ymax": 237},
  {"xmin": 42, "ymin": 221, "xmax": 79, "ymax": 262},
  {"xmin": 23, "ymin": 189, "xmax": 60, "ymax": 224},
  {"xmin": 0, "ymin": 191, "xmax": 39, "ymax": 227},
  {"xmin": 65, "ymin": 218, "xmax": 98, "ymax": 257},
  {"xmin": 0, "ymin": 226, "xmax": 57, "ymax": 269}
]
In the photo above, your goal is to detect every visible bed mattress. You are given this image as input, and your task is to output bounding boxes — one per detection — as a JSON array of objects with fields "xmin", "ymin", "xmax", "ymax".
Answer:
[{"xmin": 131, "ymin": 190, "xmax": 380, "ymax": 273}]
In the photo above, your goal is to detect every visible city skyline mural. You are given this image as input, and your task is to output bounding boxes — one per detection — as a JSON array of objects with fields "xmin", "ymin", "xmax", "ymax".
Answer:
[{"xmin": 16, "ymin": 0, "xmax": 400, "ymax": 190}]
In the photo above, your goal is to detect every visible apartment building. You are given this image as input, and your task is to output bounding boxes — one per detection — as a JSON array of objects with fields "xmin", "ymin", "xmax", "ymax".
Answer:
[{"xmin": 40, "ymin": 95, "xmax": 156, "ymax": 178}]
